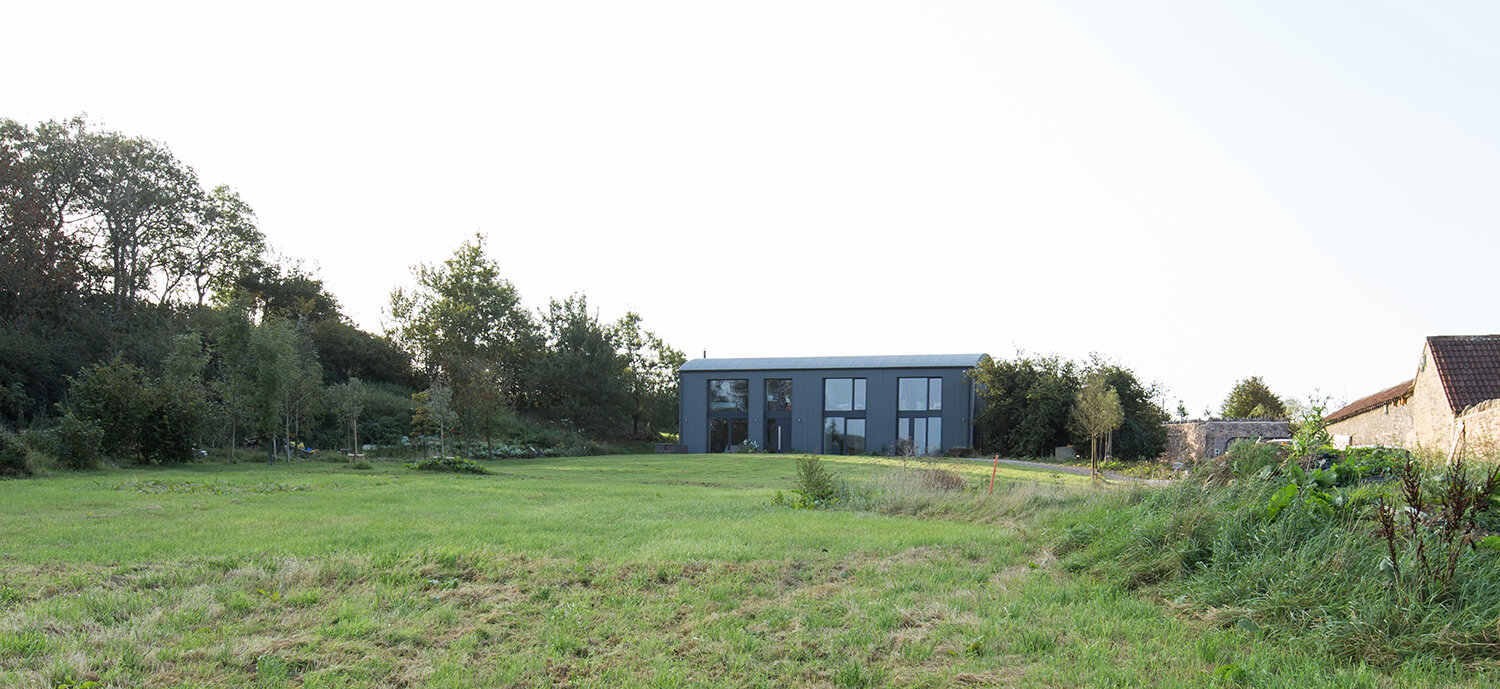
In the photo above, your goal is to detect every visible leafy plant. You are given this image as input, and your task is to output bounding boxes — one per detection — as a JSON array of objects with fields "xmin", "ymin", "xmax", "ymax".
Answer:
[{"xmin": 1290, "ymin": 396, "xmax": 1331, "ymax": 457}]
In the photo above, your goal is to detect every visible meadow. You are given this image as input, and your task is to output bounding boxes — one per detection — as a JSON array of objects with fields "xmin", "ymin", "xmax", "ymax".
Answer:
[{"xmin": 0, "ymin": 454, "xmax": 1488, "ymax": 687}]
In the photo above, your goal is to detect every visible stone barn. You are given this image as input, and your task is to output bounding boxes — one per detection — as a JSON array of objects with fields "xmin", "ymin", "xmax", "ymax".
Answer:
[{"xmin": 1327, "ymin": 335, "xmax": 1500, "ymax": 456}]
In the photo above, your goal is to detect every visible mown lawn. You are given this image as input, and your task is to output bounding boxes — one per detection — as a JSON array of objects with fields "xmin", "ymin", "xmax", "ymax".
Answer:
[{"xmin": 0, "ymin": 454, "xmax": 1483, "ymax": 687}]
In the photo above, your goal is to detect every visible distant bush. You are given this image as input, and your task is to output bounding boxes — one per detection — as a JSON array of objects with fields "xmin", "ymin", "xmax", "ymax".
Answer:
[
  {"xmin": 137, "ymin": 378, "xmax": 206, "ymax": 464},
  {"xmin": 405, "ymin": 457, "xmax": 488, "ymax": 474},
  {"xmin": 0, "ymin": 430, "xmax": 31, "ymax": 477},
  {"xmin": 350, "ymin": 459, "xmax": 374, "ymax": 470},
  {"xmin": 55, "ymin": 412, "xmax": 103, "ymax": 470},
  {"xmin": 65, "ymin": 358, "xmax": 204, "ymax": 464},
  {"xmin": 67, "ymin": 358, "xmax": 148, "ymax": 458}
]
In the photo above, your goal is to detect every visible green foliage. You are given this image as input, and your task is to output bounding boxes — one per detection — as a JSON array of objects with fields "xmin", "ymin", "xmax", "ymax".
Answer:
[
  {"xmin": 785, "ymin": 455, "xmax": 844, "ymax": 508},
  {"xmin": 66, "ymin": 357, "xmax": 149, "ymax": 458},
  {"xmin": 1070, "ymin": 371, "xmax": 1124, "ymax": 474},
  {"xmin": 310, "ymin": 319, "xmax": 416, "ymax": 388},
  {"xmin": 388, "ymin": 233, "xmax": 538, "ymax": 392},
  {"xmin": 0, "ymin": 429, "xmax": 31, "ymax": 477},
  {"xmin": 405, "ymin": 457, "xmax": 488, "ymax": 474},
  {"xmin": 529, "ymin": 294, "xmax": 628, "ymax": 432},
  {"xmin": 1060, "ymin": 446, "xmax": 1500, "ymax": 666},
  {"xmin": 1220, "ymin": 376, "xmax": 1287, "ymax": 419},
  {"xmin": 327, "ymin": 377, "xmax": 367, "ymax": 455},
  {"xmin": 614, "ymin": 312, "xmax": 686, "ymax": 438},
  {"xmin": 65, "ymin": 354, "xmax": 206, "ymax": 465},
  {"xmin": 137, "ymin": 377, "xmax": 207, "ymax": 463},
  {"xmin": 971, "ymin": 354, "xmax": 1168, "ymax": 461},
  {"xmin": 969, "ymin": 355, "xmax": 1078, "ymax": 458},
  {"xmin": 1291, "ymin": 397, "xmax": 1332, "ymax": 456},
  {"xmin": 53, "ymin": 412, "xmax": 103, "ymax": 470}
]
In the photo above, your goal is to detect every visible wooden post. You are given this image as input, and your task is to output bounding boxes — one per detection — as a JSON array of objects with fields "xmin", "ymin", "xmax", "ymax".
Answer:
[{"xmin": 989, "ymin": 454, "xmax": 999, "ymax": 495}]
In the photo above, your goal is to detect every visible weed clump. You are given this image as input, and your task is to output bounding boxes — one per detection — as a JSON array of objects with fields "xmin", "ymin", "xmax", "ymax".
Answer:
[{"xmin": 405, "ymin": 457, "xmax": 488, "ymax": 474}]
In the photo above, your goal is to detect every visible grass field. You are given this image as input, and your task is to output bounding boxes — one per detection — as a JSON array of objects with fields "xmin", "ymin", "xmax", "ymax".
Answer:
[{"xmin": 0, "ymin": 454, "xmax": 1486, "ymax": 687}]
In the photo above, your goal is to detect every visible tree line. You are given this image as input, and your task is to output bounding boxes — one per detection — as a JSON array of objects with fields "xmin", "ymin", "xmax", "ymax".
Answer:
[
  {"xmin": 968, "ymin": 354, "xmax": 1170, "ymax": 463},
  {"xmin": 0, "ymin": 117, "xmax": 682, "ymax": 470}
]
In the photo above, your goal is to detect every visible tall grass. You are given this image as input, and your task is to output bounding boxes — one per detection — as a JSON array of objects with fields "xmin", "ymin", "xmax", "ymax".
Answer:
[
  {"xmin": 1049, "ymin": 444, "xmax": 1500, "ymax": 667},
  {"xmin": 847, "ymin": 465, "xmax": 1121, "ymax": 523}
]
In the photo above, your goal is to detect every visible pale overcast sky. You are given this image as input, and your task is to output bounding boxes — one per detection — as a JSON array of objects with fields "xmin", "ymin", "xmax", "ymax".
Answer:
[{"xmin": 6, "ymin": 1, "xmax": 1499, "ymax": 416}]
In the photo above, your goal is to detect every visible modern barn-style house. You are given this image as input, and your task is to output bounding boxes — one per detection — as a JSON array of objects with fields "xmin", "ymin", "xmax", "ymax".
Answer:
[{"xmin": 677, "ymin": 354, "xmax": 988, "ymax": 455}]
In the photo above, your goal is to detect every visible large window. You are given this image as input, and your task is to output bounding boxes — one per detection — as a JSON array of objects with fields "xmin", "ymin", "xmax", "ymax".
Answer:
[
  {"xmin": 897, "ymin": 377, "xmax": 943, "ymax": 455},
  {"xmin": 823, "ymin": 417, "xmax": 866, "ymax": 455},
  {"xmin": 898, "ymin": 377, "xmax": 942, "ymax": 411},
  {"xmin": 823, "ymin": 377, "xmax": 867, "ymax": 454},
  {"xmin": 897, "ymin": 417, "xmax": 942, "ymax": 456},
  {"xmin": 709, "ymin": 418, "xmax": 749, "ymax": 453},
  {"xmin": 765, "ymin": 379, "xmax": 792, "ymax": 412},
  {"xmin": 708, "ymin": 379, "xmax": 748, "ymax": 412},
  {"xmin": 708, "ymin": 379, "xmax": 749, "ymax": 453},
  {"xmin": 824, "ymin": 378, "xmax": 866, "ymax": 412}
]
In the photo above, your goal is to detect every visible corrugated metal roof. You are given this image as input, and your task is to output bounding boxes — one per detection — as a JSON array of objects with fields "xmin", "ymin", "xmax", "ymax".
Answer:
[{"xmin": 678, "ymin": 353, "xmax": 989, "ymax": 372}]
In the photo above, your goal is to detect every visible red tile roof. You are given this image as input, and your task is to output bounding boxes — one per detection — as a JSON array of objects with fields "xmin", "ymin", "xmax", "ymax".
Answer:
[
  {"xmin": 1326, "ymin": 379, "xmax": 1414, "ymax": 425},
  {"xmin": 1428, "ymin": 335, "xmax": 1500, "ymax": 413}
]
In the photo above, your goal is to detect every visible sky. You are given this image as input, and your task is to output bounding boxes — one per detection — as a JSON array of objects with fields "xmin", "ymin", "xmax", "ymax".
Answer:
[{"xmin": 6, "ymin": 1, "xmax": 1500, "ymax": 417}]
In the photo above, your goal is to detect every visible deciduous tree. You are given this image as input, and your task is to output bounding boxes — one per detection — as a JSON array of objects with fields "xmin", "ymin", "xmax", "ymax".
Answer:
[
  {"xmin": 1220, "ymin": 376, "xmax": 1287, "ymax": 419},
  {"xmin": 1070, "ymin": 372, "xmax": 1124, "ymax": 478}
]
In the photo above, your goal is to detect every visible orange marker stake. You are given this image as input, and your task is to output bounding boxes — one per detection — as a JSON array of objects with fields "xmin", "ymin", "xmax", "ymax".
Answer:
[{"xmin": 989, "ymin": 454, "xmax": 999, "ymax": 494}]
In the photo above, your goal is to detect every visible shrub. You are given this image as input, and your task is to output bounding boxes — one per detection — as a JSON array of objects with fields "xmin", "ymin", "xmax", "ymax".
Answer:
[
  {"xmin": 787, "ymin": 455, "xmax": 843, "ymax": 508},
  {"xmin": 350, "ymin": 460, "xmax": 374, "ymax": 470},
  {"xmin": 405, "ymin": 457, "xmax": 488, "ymax": 474},
  {"xmin": 66, "ymin": 358, "xmax": 149, "ymax": 458},
  {"xmin": 0, "ymin": 430, "xmax": 31, "ymax": 477},
  {"xmin": 137, "ymin": 378, "xmax": 206, "ymax": 464},
  {"xmin": 20, "ymin": 427, "xmax": 57, "ymax": 455},
  {"xmin": 54, "ymin": 412, "xmax": 103, "ymax": 470}
]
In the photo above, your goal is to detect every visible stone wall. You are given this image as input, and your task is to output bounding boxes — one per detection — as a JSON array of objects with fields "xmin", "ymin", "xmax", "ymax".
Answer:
[
  {"xmin": 1161, "ymin": 420, "xmax": 1292, "ymax": 464},
  {"xmin": 1411, "ymin": 342, "xmax": 1457, "ymax": 453},
  {"xmin": 1327, "ymin": 399, "xmax": 1414, "ymax": 449},
  {"xmin": 1458, "ymin": 400, "xmax": 1500, "ymax": 457}
]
